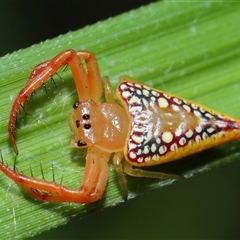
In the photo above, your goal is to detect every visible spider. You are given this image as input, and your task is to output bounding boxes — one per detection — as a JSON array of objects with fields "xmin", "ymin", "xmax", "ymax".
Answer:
[{"xmin": 1, "ymin": 50, "xmax": 240, "ymax": 203}]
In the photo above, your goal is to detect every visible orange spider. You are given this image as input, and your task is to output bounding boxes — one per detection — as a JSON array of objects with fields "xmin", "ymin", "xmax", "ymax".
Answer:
[{"xmin": 1, "ymin": 50, "xmax": 240, "ymax": 204}]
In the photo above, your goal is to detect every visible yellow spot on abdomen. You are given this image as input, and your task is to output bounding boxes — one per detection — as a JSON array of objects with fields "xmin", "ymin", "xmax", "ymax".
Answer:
[
  {"xmin": 162, "ymin": 131, "xmax": 173, "ymax": 143},
  {"xmin": 158, "ymin": 97, "xmax": 168, "ymax": 108}
]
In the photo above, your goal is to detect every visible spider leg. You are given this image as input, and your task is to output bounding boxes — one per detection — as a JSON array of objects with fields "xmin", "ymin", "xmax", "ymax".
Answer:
[
  {"xmin": 75, "ymin": 51, "xmax": 102, "ymax": 103},
  {"xmin": 113, "ymin": 152, "xmax": 128, "ymax": 201},
  {"xmin": 103, "ymin": 77, "xmax": 115, "ymax": 103},
  {"xmin": 82, "ymin": 147, "xmax": 110, "ymax": 202},
  {"xmin": 124, "ymin": 162, "xmax": 184, "ymax": 180},
  {"xmin": 8, "ymin": 50, "xmax": 102, "ymax": 155},
  {"xmin": 0, "ymin": 147, "xmax": 111, "ymax": 203}
]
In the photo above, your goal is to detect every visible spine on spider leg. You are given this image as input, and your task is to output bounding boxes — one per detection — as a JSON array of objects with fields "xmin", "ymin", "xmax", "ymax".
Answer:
[
  {"xmin": 8, "ymin": 59, "xmax": 60, "ymax": 154},
  {"xmin": 8, "ymin": 69, "xmax": 54, "ymax": 154},
  {"xmin": 8, "ymin": 88, "xmax": 30, "ymax": 155}
]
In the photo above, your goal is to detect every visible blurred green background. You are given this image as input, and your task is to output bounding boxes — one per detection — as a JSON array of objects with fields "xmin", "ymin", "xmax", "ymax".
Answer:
[{"xmin": 1, "ymin": 1, "xmax": 240, "ymax": 239}]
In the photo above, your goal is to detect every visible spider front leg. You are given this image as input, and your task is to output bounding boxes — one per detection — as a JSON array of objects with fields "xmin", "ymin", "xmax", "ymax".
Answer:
[
  {"xmin": 0, "ymin": 147, "xmax": 110, "ymax": 203},
  {"xmin": 9, "ymin": 50, "xmax": 102, "ymax": 154}
]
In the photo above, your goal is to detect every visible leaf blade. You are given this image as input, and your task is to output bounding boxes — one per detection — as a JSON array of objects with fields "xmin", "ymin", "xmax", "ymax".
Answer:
[{"xmin": 0, "ymin": 1, "xmax": 240, "ymax": 239}]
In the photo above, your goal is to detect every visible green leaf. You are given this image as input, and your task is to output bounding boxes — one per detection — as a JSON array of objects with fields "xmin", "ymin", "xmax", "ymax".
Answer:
[{"xmin": 0, "ymin": 1, "xmax": 240, "ymax": 239}]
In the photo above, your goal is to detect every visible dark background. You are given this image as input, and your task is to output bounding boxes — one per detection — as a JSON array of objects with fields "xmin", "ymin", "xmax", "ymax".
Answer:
[
  {"xmin": 0, "ymin": 1, "xmax": 154, "ymax": 56},
  {"xmin": 1, "ymin": 1, "xmax": 240, "ymax": 239}
]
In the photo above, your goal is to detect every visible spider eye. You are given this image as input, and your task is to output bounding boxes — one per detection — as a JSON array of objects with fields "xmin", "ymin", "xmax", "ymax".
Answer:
[
  {"xmin": 83, "ymin": 114, "xmax": 90, "ymax": 120},
  {"xmin": 84, "ymin": 123, "xmax": 91, "ymax": 129},
  {"xmin": 76, "ymin": 120, "xmax": 80, "ymax": 128},
  {"xmin": 73, "ymin": 101, "xmax": 81, "ymax": 109},
  {"xmin": 77, "ymin": 140, "xmax": 87, "ymax": 147}
]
